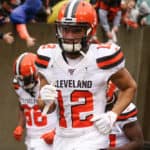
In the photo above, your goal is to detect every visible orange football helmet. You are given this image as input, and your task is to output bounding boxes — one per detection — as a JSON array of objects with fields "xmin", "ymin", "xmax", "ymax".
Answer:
[
  {"xmin": 13, "ymin": 52, "xmax": 38, "ymax": 89},
  {"xmin": 55, "ymin": 0, "xmax": 97, "ymax": 53}
]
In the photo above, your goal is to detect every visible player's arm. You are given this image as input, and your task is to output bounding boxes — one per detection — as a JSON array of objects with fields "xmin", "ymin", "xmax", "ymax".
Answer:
[
  {"xmin": 13, "ymin": 102, "xmax": 25, "ymax": 141},
  {"xmin": 37, "ymin": 72, "xmax": 49, "ymax": 109},
  {"xmin": 91, "ymin": 68, "xmax": 136, "ymax": 135},
  {"xmin": 37, "ymin": 72, "xmax": 57, "ymax": 114},
  {"xmin": 17, "ymin": 103, "xmax": 26, "ymax": 127},
  {"xmin": 122, "ymin": 121, "xmax": 143, "ymax": 150},
  {"xmin": 108, "ymin": 121, "xmax": 144, "ymax": 150},
  {"xmin": 35, "ymin": 47, "xmax": 58, "ymax": 114},
  {"xmin": 91, "ymin": 45, "xmax": 137, "ymax": 135},
  {"xmin": 110, "ymin": 68, "xmax": 137, "ymax": 116},
  {"xmin": 39, "ymin": 72, "xmax": 49, "ymax": 88},
  {"xmin": 16, "ymin": 24, "xmax": 35, "ymax": 47}
]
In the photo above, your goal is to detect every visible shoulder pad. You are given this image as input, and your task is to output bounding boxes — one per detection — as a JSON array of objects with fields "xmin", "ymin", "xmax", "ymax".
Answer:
[
  {"xmin": 35, "ymin": 43, "xmax": 59, "ymax": 69},
  {"xmin": 95, "ymin": 43, "xmax": 125, "ymax": 69}
]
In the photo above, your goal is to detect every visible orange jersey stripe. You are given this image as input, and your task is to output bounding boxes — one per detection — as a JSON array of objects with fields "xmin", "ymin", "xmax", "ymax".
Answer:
[
  {"xmin": 97, "ymin": 49, "xmax": 124, "ymax": 69},
  {"xmin": 35, "ymin": 55, "xmax": 50, "ymax": 68},
  {"xmin": 117, "ymin": 109, "xmax": 138, "ymax": 121}
]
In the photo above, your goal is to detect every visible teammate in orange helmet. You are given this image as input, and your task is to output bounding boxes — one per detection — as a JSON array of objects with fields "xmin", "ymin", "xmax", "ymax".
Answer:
[
  {"xmin": 35, "ymin": 0, "xmax": 137, "ymax": 149},
  {"xmin": 12, "ymin": 52, "xmax": 57, "ymax": 150}
]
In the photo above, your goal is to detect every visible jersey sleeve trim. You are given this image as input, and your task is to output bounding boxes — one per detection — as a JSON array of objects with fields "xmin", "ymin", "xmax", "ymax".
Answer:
[
  {"xmin": 35, "ymin": 54, "xmax": 50, "ymax": 68},
  {"xmin": 96, "ymin": 49, "xmax": 124, "ymax": 69},
  {"xmin": 117, "ymin": 108, "xmax": 138, "ymax": 121}
]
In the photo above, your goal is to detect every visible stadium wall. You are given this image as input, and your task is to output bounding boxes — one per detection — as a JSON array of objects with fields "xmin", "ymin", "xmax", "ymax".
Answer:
[{"xmin": 0, "ymin": 23, "xmax": 149, "ymax": 149}]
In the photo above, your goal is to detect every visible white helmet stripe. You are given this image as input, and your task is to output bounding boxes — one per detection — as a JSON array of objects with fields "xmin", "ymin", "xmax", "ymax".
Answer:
[
  {"xmin": 16, "ymin": 52, "xmax": 28, "ymax": 76},
  {"xmin": 66, "ymin": 0, "xmax": 79, "ymax": 18}
]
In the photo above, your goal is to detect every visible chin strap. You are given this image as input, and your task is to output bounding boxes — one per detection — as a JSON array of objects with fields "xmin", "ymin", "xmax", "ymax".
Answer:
[{"xmin": 62, "ymin": 51, "xmax": 68, "ymax": 64}]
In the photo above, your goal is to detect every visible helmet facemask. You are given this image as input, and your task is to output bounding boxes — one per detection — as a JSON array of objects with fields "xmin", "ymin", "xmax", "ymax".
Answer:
[
  {"xmin": 15, "ymin": 73, "xmax": 37, "ymax": 90},
  {"xmin": 55, "ymin": 21, "xmax": 92, "ymax": 54}
]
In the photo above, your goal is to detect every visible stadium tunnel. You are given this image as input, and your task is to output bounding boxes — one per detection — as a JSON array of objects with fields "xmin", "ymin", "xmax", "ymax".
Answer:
[{"xmin": 0, "ymin": 23, "xmax": 150, "ymax": 149}]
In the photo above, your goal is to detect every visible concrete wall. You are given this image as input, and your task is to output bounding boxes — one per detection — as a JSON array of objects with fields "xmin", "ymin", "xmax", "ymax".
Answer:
[{"xmin": 0, "ymin": 23, "xmax": 150, "ymax": 149}]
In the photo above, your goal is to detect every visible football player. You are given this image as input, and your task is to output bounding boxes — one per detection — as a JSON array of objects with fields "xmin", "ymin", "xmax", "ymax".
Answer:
[
  {"xmin": 35, "ymin": 0, "xmax": 137, "ymax": 149},
  {"xmin": 13, "ymin": 52, "xmax": 57, "ymax": 150},
  {"xmin": 106, "ymin": 81, "xmax": 144, "ymax": 150}
]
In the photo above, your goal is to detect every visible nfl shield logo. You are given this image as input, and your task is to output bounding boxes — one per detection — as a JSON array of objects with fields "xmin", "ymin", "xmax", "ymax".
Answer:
[{"xmin": 68, "ymin": 69, "xmax": 75, "ymax": 75}]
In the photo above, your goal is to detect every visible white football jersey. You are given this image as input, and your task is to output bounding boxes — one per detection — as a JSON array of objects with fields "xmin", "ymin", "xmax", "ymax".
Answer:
[
  {"xmin": 109, "ymin": 103, "xmax": 138, "ymax": 147},
  {"xmin": 35, "ymin": 42, "xmax": 125, "ymax": 138},
  {"xmin": 13, "ymin": 79, "xmax": 57, "ymax": 138}
]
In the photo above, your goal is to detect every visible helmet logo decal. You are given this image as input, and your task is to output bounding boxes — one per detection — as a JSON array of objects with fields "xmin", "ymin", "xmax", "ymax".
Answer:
[{"xmin": 68, "ymin": 68, "xmax": 75, "ymax": 75}]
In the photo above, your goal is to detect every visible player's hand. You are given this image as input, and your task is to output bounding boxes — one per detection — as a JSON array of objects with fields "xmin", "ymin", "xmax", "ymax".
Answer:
[
  {"xmin": 45, "ymin": 7, "xmax": 52, "ymax": 15},
  {"xmin": 40, "ymin": 84, "xmax": 57, "ymax": 105},
  {"xmin": 26, "ymin": 37, "xmax": 36, "ymax": 47},
  {"xmin": 91, "ymin": 111, "xmax": 117, "ymax": 135},
  {"xmin": 3, "ymin": 32, "xmax": 14, "ymax": 44},
  {"xmin": 13, "ymin": 126, "xmax": 24, "ymax": 141},
  {"xmin": 111, "ymin": 30, "xmax": 117, "ymax": 43},
  {"xmin": 41, "ymin": 129, "xmax": 55, "ymax": 144},
  {"xmin": 112, "ymin": 26, "xmax": 118, "ymax": 33},
  {"xmin": 106, "ymin": 31, "xmax": 113, "ymax": 39}
]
